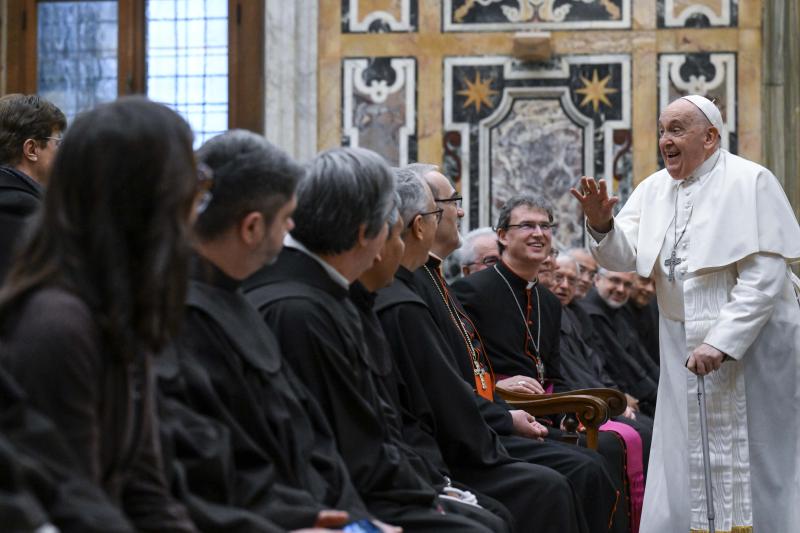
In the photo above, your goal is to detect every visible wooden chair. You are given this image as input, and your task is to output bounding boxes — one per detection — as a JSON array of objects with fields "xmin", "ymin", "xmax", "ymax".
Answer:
[{"xmin": 495, "ymin": 386, "xmax": 627, "ymax": 450}]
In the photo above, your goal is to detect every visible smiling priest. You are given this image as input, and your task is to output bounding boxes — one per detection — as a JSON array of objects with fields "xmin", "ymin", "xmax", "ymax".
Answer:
[{"xmin": 571, "ymin": 95, "xmax": 800, "ymax": 533}]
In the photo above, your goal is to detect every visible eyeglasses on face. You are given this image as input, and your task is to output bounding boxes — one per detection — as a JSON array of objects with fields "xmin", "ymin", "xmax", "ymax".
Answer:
[
  {"xmin": 465, "ymin": 255, "xmax": 499, "ymax": 268},
  {"xmin": 41, "ymin": 136, "xmax": 63, "ymax": 147},
  {"xmin": 602, "ymin": 275, "xmax": 634, "ymax": 290},
  {"xmin": 407, "ymin": 207, "xmax": 444, "ymax": 227},
  {"xmin": 434, "ymin": 195, "xmax": 462, "ymax": 208},
  {"xmin": 553, "ymin": 273, "xmax": 578, "ymax": 287},
  {"xmin": 504, "ymin": 221, "xmax": 558, "ymax": 233},
  {"xmin": 195, "ymin": 162, "xmax": 215, "ymax": 214}
]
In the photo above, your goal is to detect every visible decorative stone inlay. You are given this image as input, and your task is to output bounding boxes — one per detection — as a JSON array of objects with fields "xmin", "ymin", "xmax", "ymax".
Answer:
[
  {"xmin": 659, "ymin": 52, "xmax": 737, "ymax": 153},
  {"xmin": 342, "ymin": 0, "xmax": 417, "ymax": 33},
  {"xmin": 342, "ymin": 57, "xmax": 417, "ymax": 166},
  {"xmin": 657, "ymin": 0, "xmax": 738, "ymax": 28},
  {"xmin": 444, "ymin": 54, "xmax": 631, "ymax": 246},
  {"xmin": 443, "ymin": 0, "xmax": 630, "ymax": 32}
]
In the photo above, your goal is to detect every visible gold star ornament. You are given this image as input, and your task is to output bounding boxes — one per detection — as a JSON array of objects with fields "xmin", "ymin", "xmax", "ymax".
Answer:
[
  {"xmin": 457, "ymin": 71, "xmax": 498, "ymax": 113},
  {"xmin": 575, "ymin": 69, "xmax": 618, "ymax": 112}
]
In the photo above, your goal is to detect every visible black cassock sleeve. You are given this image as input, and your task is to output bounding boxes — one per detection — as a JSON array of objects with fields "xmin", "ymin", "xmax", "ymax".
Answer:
[
  {"xmin": 376, "ymin": 301, "xmax": 512, "ymax": 471},
  {"xmin": 260, "ymin": 297, "xmax": 435, "ymax": 507},
  {"xmin": 162, "ymin": 310, "xmax": 367, "ymax": 530}
]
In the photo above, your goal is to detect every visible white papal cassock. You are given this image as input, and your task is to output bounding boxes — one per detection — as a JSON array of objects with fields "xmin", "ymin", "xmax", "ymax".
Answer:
[{"xmin": 588, "ymin": 148, "xmax": 800, "ymax": 532}]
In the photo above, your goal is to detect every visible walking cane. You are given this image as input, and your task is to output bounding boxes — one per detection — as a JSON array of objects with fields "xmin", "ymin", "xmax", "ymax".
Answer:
[{"xmin": 697, "ymin": 375, "xmax": 716, "ymax": 533}]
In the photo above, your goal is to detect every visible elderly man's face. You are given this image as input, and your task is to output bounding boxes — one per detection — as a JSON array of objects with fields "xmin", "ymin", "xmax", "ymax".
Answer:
[
  {"xmin": 595, "ymin": 271, "xmax": 635, "ymax": 309},
  {"xmin": 462, "ymin": 234, "xmax": 499, "ymax": 276},
  {"xmin": 630, "ymin": 274, "xmax": 656, "ymax": 308},
  {"xmin": 427, "ymin": 171, "xmax": 464, "ymax": 255},
  {"xmin": 570, "ymin": 249, "xmax": 597, "ymax": 298},
  {"xmin": 538, "ymin": 253, "xmax": 557, "ymax": 289},
  {"xmin": 552, "ymin": 258, "xmax": 578, "ymax": 306},
  {"xmin": 658, "ymin": 99, "xmax": 716, "ymax": 181},
  {"xmin": 497, "ymin": 206, "xmax": 552, "ymax": 267}
]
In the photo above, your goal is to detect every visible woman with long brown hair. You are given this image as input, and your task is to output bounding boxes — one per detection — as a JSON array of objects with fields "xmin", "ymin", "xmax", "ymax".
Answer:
[{"xmin": 0, "ymin": 97, "xmax": 200, "ymax": 532}]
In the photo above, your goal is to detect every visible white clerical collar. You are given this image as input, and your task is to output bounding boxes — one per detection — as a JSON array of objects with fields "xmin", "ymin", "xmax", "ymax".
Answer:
[
  {"xmin": 685, "ymin": 148, "xmax": 722, "ymax": 185},
  {"xmin": 283, "ymin": 234, "xmax": 350, "ymax": 289}
]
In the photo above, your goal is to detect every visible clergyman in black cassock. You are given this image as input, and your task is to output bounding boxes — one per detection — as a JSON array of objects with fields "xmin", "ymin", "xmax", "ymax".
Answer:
[
  {"xmin": 578, "ymin": 287, "xmax": 659, "ymax": 416},
  {"xmin": 244, "ymin": 147, "xmax": 504, "ymax": 532},
  {"xmin": 159, "ymin": 254, "xmax": 371, "ymax": 532}
]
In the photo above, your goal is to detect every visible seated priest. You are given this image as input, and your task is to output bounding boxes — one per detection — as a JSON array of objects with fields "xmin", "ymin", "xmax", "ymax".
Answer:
[
  {"xmin": 156, "ymin": 130, "xmax": 397, "ymax": 533},
  {"xmin": 396, "ymin": 166, "xmax": 625, "ymax": 533},
  {"xmin": 458, "ymin": 226, "xmax": 499, "ymax": 276},
  {"xmin": 624, "ymin": 275, "xmax": 660, "ymax": 368},
  {"xmin": 373, "ymin": 167, "xmax": 605, "ymax": 533},
  {"xmin": 450, "ymin": 194, "xmax": 645, "ymax": 532},
  {"xmin": 577, "ymin": 270, "xmax": 660, "ymax": 416},
  {"xmin": 567, "ymin": 248, "xmax": 598, "ymax": 300},
  {"xmin": 244, "ymin": 147, "xmax": 510, "ymax": 533}
]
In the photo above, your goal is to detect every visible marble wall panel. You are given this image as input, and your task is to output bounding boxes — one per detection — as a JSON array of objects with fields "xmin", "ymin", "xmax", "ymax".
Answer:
[
  {"xmin": 342, "ymin": 0, "xmax": 418, "ymax": 33},
  {"xmin": 658, "ymin": 52, "xmax": 737, "ymax": 153},
  {"xmin": 342, "ymin": 57, "xmax": 417, "ymax": 166},
  {"xmin": 657, "ymin": 0, "xmax": 738, "ymax": 28},
  {"xmin": 444, "ymin": 55, "xmax": 631, "ymax": 246},
  {"xmin": 443, "ymin": 0, "xmax": 631, "ymax": 31}
]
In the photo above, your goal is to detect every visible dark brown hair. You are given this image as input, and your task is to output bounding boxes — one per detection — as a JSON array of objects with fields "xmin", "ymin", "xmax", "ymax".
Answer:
[
  {"xmin": 0, "ymin": 96, "xmax": 196, "ymax": 361},
  {"xmin": 0, "ymin": 94, "xmax": 67, "ymax": 166}
]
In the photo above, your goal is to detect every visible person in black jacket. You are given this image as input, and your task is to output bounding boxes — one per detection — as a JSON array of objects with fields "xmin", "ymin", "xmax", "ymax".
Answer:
[{"xmin": 0, "ymin": 94, "xmax": 66, "ymax": 281}]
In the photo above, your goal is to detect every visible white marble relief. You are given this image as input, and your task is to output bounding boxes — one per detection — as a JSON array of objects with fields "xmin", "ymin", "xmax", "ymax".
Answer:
[
  {"xmin": 344, "ymin": 0, "xmax": 415, "ymax": 33},
  {"xmin": 661, "ymin": 0, "xmax": 736, "ymax": 27},
  {"xmin": 443, "ymin": 0, "xmax": 630, "ymax": 31},
  {"xmin": 342, "ymin": 58, "xmax": 416, "ymax": 166}
]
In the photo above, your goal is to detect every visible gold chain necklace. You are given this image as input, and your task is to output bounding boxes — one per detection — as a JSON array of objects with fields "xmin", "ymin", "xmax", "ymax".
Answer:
[{"xmin": 422, "ymin": 265, "xmax": 488, "ymax": 391}]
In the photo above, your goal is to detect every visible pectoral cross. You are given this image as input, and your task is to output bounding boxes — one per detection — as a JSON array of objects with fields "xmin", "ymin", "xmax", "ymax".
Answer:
[
  {"xmin": 664, "ymin": 249, "xmax": 683, "ymax": 282},
  {"xmin": 474, "ymin": 365, "xmax": 487, "ymax": 390}
]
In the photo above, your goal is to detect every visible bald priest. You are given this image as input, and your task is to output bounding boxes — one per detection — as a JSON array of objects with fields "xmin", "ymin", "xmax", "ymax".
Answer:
[{"xmin": 572, "ymin": 94, "xmax": 800, "ymax": 533}]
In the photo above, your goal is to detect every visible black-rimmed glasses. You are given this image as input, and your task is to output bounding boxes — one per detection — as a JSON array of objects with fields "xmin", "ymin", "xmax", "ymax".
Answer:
[
  {"xmin": 408, "ymin": 207, "xmax": 444, "ymax": 227},
  {"xmin": 41, "ymin": 136, "xmax": 63, "ymax": 147},
  {"xmin": 434, "ymin": 195, "xmax": 462, "ymax": 208}
]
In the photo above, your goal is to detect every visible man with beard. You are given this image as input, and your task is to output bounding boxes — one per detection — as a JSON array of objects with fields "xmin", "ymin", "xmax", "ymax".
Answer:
[
  {"xmin": 0, "ymin": 94, "xmax": 66, "ymax": 281},
  {"xmin": 245, "ymin": 147, "xmax": 504, "ymax": 532},
  {"xmin": 157, "ymin": 131, "xmax": 392, "ymax": 532},
  {"xmin": 578, "ymin": 270, "xmax": 659, "ymax": 417}
]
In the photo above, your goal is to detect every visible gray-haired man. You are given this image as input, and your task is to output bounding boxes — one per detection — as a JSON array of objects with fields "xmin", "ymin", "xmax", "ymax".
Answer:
[{"xmin": 244, "ymin": 147, "xmax": 500, "ymax": 532}]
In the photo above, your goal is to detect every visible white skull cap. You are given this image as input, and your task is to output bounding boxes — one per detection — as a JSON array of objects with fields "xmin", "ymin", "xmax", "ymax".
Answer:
[{"xmin": 680, "ymin": 94, "xmax": 724, "ymax": 135}]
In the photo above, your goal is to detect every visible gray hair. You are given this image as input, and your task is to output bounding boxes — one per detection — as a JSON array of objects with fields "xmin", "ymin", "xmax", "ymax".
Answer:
[
  {"xmin": 291, "ymin": 147, "xmax": 395, "ymax": 255},
  {"xmin": 556, "ymin": 254, "xmax": 581, "ymax": 273},
  {"xmin": 393, "ymin": 167, "xmax": 432, "ymax": 234},
  {"xmin": 495, "ymin": 194, "xmax": 555, "ymax": 253},
  {"xmin": 458, "ymin": 226, "xmax": 497, "ymax": 266},
  {"xmin": 195, "ymin": 129, "xmax": 302, "ymax": 240}
]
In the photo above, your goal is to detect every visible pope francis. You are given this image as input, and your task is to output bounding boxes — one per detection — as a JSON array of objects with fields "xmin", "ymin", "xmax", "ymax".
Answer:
[{"xmin": 571, "ymin": 95, "xmax": 800, "ymax": 532}]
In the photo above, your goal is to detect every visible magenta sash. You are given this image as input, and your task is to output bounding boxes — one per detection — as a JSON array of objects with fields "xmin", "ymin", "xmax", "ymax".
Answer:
[{"xmin": 600, "ymin": 420, "xmax": 645, "ymax": 533}]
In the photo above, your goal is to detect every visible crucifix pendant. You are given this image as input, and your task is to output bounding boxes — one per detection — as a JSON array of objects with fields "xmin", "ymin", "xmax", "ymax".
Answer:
[
  {"xmin": 474, "ymin": 365, "xmax": 487, "ymax": 390},
  {"xmin": 664, "ymin": 249, "xmax": 683, "ymax": 282}
]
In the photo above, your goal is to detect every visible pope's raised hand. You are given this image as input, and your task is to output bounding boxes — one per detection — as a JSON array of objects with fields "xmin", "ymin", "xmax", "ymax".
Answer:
[{"xmin": 569, "ymin": 176, "xmax": 619, "ymax": 233}]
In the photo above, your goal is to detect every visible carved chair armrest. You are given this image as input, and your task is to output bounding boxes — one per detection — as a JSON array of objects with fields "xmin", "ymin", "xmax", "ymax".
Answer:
[
  {"xmin": 495, "ymin": 387, "xmax": 609, "ymax": 449},
  {"xmin": 564, "ymin": 388, "xmax": 627, "ymax": 418}
]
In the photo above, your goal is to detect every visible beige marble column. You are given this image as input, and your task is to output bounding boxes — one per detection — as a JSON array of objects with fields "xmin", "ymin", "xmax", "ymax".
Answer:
[
  {"xmin": 763, "ymin": 0, "xmax": 800, "ymax": 217},
  {"xmin": 264, "ymin": 0, "xmax": 318, "ymax": 162}
]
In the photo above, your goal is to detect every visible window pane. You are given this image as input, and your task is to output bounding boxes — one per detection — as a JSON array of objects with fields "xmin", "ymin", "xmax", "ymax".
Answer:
[
  {"xmin": 37, "ymin": 1, "xmax": 119, "ymax": 123},
  {"xmin": 146, "ymin": 0, "xmax": 228, "ymax": 147}
]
